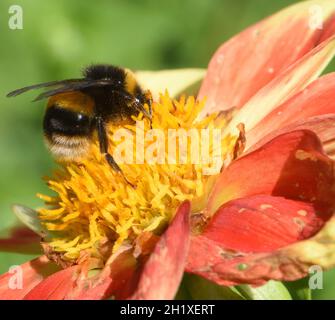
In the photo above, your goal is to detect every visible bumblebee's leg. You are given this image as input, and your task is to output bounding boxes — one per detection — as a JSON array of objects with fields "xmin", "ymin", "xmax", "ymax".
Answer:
[
  {"xmin": 96, "ymin": 117, "xmax": 134, "ymax": 187},
  {"xmin": 131, "ymin": 90, "xmax": 153, "ymax": 128},
  {"xmin": 145, "ymin": 90, "xmax": 153, "ymax": 129},
  {"xmin": 132, "ymin": 89, "xmax": 152, "ymax": 121},
  {"xmin": 96, "ymin": 117, "xmax": 120, "ymax": 171},
  {"xmin": 132, "ymin": 99, "xmax": 152, "ymax": 121}
]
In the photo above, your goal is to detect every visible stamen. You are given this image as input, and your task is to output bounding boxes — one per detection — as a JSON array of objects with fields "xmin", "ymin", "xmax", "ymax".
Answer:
[{"xmin": 37, "ymin": 92, "xmax": 237, "ymax": 263}]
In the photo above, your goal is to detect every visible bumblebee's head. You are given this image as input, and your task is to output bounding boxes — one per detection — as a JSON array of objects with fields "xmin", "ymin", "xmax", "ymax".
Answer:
[{"xmin": 43, "ymin": 91, "xmax": 95, "ymax": 162}]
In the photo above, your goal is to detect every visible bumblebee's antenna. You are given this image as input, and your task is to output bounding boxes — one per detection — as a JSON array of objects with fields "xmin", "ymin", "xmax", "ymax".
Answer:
[
  {"xmin": 6, "ymin": 79, "xmax": 83, "ymax": 98},
  {"xmin": 7, "ymin": 79, "xmax": 123, "ymax": 101}
]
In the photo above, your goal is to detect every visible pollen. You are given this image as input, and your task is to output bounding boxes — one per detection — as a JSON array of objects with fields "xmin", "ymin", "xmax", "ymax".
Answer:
[{"xmin": 37, "ymin": 92, "xmax": 237, "ymax": 263}]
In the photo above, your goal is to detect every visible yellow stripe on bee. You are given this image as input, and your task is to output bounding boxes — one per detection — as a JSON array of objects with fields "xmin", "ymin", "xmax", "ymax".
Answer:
[
  {"xmin": 47, "ymin": 91, "xmax": 95, "ymax": 116},
  {"xmin": 124, "ymin": 68, "xmax": 138, "ymax": 95}
]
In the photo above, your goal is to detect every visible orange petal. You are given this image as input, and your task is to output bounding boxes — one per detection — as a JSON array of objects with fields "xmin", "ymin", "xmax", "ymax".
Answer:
[
  {"xmin": 222, "ymin": 35, "xmax": 335, "ymax": 138},
  {"xmin": 24, "ymin": 265, "xmax": 79, "ymax": 300},
  {"xmin": 207, "ymin": 130, "xmax": 335, "ymax": 216},
  {"xmin": 130, "ymin": 201, "xmax": 190, "ymax": 300},
  {"xmin": 248, "ymin": 115, "xmax": 335, "ymax": 158},
  {"xmin": 247, "ymin": 73, "xmax": 335, "ymax": 148},
  {"xmin": 0, "ymin": 255, "xmax": 60, "ymax": 300},
  {"xmin": 199, "ymin": 0, "xmax": 335, "ymax": 116}
]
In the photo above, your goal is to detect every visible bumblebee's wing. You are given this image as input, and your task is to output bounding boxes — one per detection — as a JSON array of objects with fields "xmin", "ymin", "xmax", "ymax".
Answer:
[
  {"xmin": 6, "ymin": 79, "xmax": 84, "ymax": 98},
  {"xmin": 33, "ymin": 80, "xmax": 116, "ymax": 101}
]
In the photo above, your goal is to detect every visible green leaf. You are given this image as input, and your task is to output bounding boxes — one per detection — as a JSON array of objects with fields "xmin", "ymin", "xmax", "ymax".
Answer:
[
  {"xmin": 179, "ymin": 274, "xmax": 245, "ymax": 300},
  {"xmin": 237, "ymin": 281, "xmax": 292, "ymax": 300},
  {"xmin": 284, "ymin": 277, "xmax": 311, "ymax": 300},
  {"xmin": 0, "ymin": 252, "xmax": 39, "ymax": 274}
]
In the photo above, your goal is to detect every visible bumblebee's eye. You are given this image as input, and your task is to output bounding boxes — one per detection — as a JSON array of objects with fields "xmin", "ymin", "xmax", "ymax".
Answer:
[{"xmin": 43, "ymin": 105, "xmax": 92, "ymax": 137}]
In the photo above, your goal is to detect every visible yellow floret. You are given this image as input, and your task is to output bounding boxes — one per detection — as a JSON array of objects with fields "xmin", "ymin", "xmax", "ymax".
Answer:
[{"xmin": 37, "ymin": 92, "xmax": 236, "ymax": 262}]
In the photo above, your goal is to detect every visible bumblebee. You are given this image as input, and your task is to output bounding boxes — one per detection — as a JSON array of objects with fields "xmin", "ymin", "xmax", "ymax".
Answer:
[{"xmin": 7, "ymin": 64, "xmax": 152, "ymax": 176}]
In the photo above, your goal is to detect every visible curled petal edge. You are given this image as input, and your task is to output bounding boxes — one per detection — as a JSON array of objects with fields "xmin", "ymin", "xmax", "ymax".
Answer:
[{"xmin": 186, "ymin": 214, "xmax": 335, "ymax": 287}]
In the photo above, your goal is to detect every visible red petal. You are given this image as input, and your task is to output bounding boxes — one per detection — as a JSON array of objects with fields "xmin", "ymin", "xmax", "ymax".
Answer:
[
  {"xmin": 65, "ymin": 248, "xmax": 139, "ymax": 300},
  {"xmin": 207, "ymin": 130, "xmax": 335, "ymax": 215},
  {"xmin": 0, "ymin": 256, "xmax": 60, "ymax": 300},
  {"xmin": 186, "ymin": 233, "xmax": 290, "ymax": 286},
  {"xmin": 247, "ymin": 73, "xmax": 335, "ymax": 148},
  {"xmin": 130, "ymin": 201, "xmax": 190, "ymax": 300},
  {"xmin": 186, "ymin": 205, "xmax": 335, "ymax": 286},
  {"xmin": 24, "ymin": 265, "xmax": 79, "ymax": 300},
  {"xmin": 0, "ymin": 227, "xmax": 41, "ymax": 254},
  {"xmin": 199, "ymin": 2, "xmax": 335, "ymax": 115},
  {"xmin": 203, "ymin": 195, "xmax": 328, "ymax": 253},
  {"xmin": 248, "ymin": 115, "xmax": 335, "ymax": 158}
]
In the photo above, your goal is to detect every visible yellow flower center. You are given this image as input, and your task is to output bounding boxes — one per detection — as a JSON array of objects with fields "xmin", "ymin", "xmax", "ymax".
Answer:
[{"xmin": 37, "ymin": 92, "xmax": 237, "ymax": 263}]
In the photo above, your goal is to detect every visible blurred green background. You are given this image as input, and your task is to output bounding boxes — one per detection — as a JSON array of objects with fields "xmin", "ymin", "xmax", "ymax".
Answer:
[{"xmin": 0, "ymin": 0, "xmax": 334, "ymax": 299}]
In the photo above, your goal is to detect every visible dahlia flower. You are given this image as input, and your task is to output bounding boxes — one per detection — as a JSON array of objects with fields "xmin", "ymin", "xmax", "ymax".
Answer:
[{"xmin": 1, "ymin": 0, "xmax": 335, "ymax": 300}]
